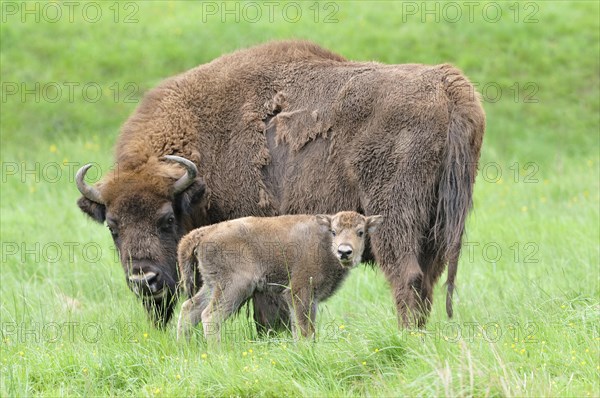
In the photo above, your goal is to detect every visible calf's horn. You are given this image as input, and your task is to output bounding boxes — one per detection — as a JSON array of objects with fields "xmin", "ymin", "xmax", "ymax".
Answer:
[
  {"xmin": 163, "ymin": 155, "xmax": 198, "ymax": 194},
  {"xmin": 76, "ymin": 164, "xmax": 105, "ymax": 204}
]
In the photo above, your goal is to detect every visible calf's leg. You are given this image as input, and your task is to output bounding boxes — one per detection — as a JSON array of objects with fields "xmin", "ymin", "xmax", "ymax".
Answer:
[
  {"xmin": 202, "ymin": 279, "xmax": 254, "ymax": 343},
  {"xmin": 177, "ymin": 284, "xmax": 211, "ymax": 341},
  {"xmin": 286, "ymin": 287, "xmax": 317, "ymax": 339}
]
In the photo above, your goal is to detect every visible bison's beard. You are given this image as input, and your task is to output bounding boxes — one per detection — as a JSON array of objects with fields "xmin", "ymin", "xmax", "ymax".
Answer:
[{"xmin": 143, "ymin": 290, "xmax": 178, "ymax": 328}]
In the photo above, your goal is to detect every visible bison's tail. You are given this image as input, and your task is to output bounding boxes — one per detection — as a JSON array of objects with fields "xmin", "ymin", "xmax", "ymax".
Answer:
[
  {"xmin": 435, "ymin": 66, "xmax": 485, "ymax": 318},
  {"xmin": 177, "ymin": 230, "xmax": 203, "ymax": 298}
]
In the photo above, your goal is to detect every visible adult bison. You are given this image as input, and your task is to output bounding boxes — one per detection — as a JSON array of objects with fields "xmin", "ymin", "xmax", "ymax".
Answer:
[{"xmin": 76, "ymin": 40, "xmax": 485, "ymax": 329}]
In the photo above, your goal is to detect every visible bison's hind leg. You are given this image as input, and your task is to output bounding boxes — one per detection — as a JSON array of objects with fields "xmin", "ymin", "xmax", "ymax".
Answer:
[
  {"xmin": 177, "ymin": 284, "xmax": 212, "ymax": 341},
  {"xmin": 383, "ymin": 253, "xmax": 431, "ymax": 329},
  {"xmin": 253, "ymin": 291, "xmax": 292, "ymax": 336}
]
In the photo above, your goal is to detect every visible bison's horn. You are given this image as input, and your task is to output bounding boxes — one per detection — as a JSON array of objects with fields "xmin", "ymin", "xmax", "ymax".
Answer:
[
  {"xmin": 76, "ymin": 164, "xmax": 105, "ymax": 204},
  {"xmin": 163, "ymin": 155, "xmax": 198, "ymax": 194}
]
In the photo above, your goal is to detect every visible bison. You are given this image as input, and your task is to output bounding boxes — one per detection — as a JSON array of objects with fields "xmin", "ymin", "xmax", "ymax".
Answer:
[
  {"xmin": 76, "ymin": 40, "xmax": 485, "ymax": 329},
  {"xmin": 176, "ymin": 211, "xmax": 383, "ymax": 341}
]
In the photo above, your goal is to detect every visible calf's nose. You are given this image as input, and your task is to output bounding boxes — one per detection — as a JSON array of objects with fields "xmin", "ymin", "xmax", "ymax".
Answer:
[{"xmin": 337, "ymin": 245, "xmax": 353, "ymax": 260}]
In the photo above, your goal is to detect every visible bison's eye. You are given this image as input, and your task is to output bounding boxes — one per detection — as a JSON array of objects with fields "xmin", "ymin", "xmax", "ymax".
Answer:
[
  {"xmin": 331, "ymin": 230, "xmax": 336, "ymax": 237},
  {"xmin": 357, "ymin": 230, "xmax": 364, "ymax": 238},
  {"xmin": 160, "ymin": 216, "xmax": 175, "ymax": 231}
]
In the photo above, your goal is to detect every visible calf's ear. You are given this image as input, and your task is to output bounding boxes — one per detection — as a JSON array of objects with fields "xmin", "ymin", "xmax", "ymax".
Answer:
[
  {"xmin": 77, "ymin": 196, "xmax": 106, "ymax": 223},
  {"xmin": 315, "ymin": 214, "xmax": 332, "ymax": 230},
  {"xmin": 366, "ymin": 215, "xmax": 384, "ymax": 233}
]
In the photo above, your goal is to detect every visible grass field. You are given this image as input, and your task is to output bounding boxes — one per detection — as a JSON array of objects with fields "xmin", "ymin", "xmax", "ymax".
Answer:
[{"xmin": 1, "ymin": 1, "xmax": 599, "ymax": 396}]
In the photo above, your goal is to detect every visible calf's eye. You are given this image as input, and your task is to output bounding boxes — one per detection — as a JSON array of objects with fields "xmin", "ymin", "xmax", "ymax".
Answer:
[
  {"xmin": 357, "ymin": 230, "xmax": 364, "ymax": 237},
  {"xmin": 331, "ymin": 230, "xmax": 336, "ymax": 237}
]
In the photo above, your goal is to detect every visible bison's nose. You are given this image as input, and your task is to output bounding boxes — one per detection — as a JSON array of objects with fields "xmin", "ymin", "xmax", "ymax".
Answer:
[
  {"xmin": 128, "ymin": 271, "xmax": 162, "ymax": 296},
  {"xmin": 337, "ymin": 245, "xmax": 353, "ymax": 260}
]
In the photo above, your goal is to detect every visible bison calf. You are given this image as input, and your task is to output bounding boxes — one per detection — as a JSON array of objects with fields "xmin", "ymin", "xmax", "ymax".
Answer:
[{"xmin": 177, "ymin": 211, "xmax": 382, "ymax": 341}]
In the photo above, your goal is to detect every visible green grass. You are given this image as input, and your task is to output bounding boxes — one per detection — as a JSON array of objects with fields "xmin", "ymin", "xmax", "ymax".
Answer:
[{"xmin": 1, "ymin": 1, "xmax": 599, "ymax": 396}]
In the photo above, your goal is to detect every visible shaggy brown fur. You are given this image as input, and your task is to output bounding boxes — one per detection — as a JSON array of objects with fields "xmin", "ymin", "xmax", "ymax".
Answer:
[
  {"xmin": 77, "ymin": 40, "xmax": 485, "ymax": 329},
  {"xmin": 177, "ymin": 211, "xmax": 382, "ymax": 340}
]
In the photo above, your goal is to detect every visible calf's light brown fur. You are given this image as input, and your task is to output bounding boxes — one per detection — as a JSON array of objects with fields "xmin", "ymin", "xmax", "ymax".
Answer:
[{"xmin": 177, "ymin": 211, "xmax": 382, "ymax": 340}]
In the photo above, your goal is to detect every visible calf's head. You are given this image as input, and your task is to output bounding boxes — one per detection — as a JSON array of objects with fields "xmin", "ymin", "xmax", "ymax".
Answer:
[
  {"xmin": 316, "ymin": 211, "xmax": 383, "ymax": 267},
  {"xmin": 76, "ymin": 156, "xmax": 208, "ymax": 327}
]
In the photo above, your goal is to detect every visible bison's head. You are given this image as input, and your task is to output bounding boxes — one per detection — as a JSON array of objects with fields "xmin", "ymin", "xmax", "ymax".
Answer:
[{"xmin": 76, "ymin": 156, "xmax": 208, "ymax": 327}]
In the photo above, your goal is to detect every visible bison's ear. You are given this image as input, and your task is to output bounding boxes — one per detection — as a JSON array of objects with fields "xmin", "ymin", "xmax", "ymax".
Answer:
[
  {"xmin": 315, "ymin": 214, "xmax": 332, "ymax": 230},
  {"xmin": 366, "ymin": 215, "xmax": 384, "ymax": 233},
  {"xmin": 77, "ymin": 196, "xmax": 106, "ymax": 223},
  {"xmin": 177, "ymin": 177, "xmax": 206, "ymax": 214}
]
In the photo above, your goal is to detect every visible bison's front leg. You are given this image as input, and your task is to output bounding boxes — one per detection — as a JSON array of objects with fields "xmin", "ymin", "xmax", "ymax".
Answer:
[{"xmin": 252, "ymin": 291, "xmax": 291, "ymax": 335}]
